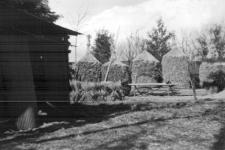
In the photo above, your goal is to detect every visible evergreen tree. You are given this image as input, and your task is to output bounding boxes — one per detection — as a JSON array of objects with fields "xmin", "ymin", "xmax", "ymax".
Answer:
[
  {"xmin": 93, "ymin": 29, "xmax": 113, "ymax": 64},
  {"xmin": 1, "ymin": 0, "xmax": 59, "ymax": 22},
  {"xmin": 146, "ymin": 19, "xmax": 174, "ymax": 62}
]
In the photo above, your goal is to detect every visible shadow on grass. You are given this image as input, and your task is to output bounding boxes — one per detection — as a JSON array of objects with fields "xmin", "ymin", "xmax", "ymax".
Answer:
[
  {"xmin": 211, "ymin": 103, "xmax": 225, "ymax": 150},
  {"xmin": 0, "ymin": 98, "xmax": 204, "ymax": 144},
  {"xmin": 89, "ymin": 127, "xmax": 149, "ymax": 150},
  {"xmin": 14, "ymin": 112, "xmax": 203, "ymax": 145},
  {"xmin": 0, "ymin": 102, "xmax": 131, "ymax": 145},
  {"xmin": 212, "ymin": 126, "xmax": 225, "ymax": 150},
  {"xmin": 35, "ymin": 119, "xmax": 152, "ymax": 144},
  {"xmin": 0, "ymin": 98, "xmax": 214, "ymax": 149}
]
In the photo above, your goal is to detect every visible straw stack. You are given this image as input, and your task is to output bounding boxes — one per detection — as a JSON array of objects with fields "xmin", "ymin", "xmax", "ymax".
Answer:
[
  {"xmin": 75, "ymin": 52, "xmax": 102, "ymax": 82},
  {"xmin": 132, "ymin": 51, "xmax": 160, "ymax": 83}
]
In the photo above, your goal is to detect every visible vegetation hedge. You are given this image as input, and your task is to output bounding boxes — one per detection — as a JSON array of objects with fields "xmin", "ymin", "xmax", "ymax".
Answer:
[
  {"xmin": 73, "ymin": 52, "xmax": 102, "ymax": 82},
  {"xmin": 101, "ymin": 61, "xmax": 131, "ymax": 96},
  {"xmin": 132, "ymin": 51, "xmax": 160, "ymax": 83},
  {"xmin": 69, "ymin": 80, "xmax": 125, "ymax": 103},
  {"xmin": 75, "ymin": 62, "xmax": 102, "ymax": 82},
  {"xmin": 199, "ymin": 61, "xmax": 225, "ymax": 92}
]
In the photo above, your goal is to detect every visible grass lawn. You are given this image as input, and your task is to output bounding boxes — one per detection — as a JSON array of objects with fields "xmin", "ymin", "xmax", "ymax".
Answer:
[{"xmin": 1, "ymin": 89, "xmax": 225, "ymax": 150}]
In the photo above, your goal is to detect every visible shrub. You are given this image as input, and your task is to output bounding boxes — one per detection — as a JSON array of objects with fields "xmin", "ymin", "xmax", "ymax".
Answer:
[
  {"xmin": 208, "ymin": 70, "xmax": 225, "ymax": 91},
  {"xmin": 199, "ymin": 61, "xmax": 225, "ymax": 92},
  {"xmin": 69, "ymin": 80, "xmax": 125, "ymax": 103},
  {"xmin": 73, "ymin": 52, "xmax": 102, "ymax": 82}
]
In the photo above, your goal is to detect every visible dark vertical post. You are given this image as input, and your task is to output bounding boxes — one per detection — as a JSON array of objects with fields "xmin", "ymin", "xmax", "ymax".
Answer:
[{"xmin": 188, "ymin": 63, "xmax": 197, "ymax": 101}]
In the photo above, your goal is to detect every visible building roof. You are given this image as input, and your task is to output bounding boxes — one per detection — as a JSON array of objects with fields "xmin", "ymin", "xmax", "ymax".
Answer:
[
  {"xmin": 0, "ymin": 7, "xmax": 81, "ymax": 36},
  {"xmin": 133, "ymin": 50, "xmax": 159, "ymax": 63}
]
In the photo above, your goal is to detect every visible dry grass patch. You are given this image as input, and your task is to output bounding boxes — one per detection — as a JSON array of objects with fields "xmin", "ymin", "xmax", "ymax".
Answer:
[{"xmin": 1, "ymin": 97, "xmax": 225, "ymax": 150}]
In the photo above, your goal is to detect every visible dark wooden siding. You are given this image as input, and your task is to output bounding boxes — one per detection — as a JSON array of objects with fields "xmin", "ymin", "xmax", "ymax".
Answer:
[
  {"xmin": 29, "ymin": 35, "xmax": 70, "ymax": 103},
  {"xmin": 0, "ymin": 34, "xmax": 71, "ymax": 118},
  {"xmin": 0, "ymin": 35, "xmax": 37, "ymax": 117}
]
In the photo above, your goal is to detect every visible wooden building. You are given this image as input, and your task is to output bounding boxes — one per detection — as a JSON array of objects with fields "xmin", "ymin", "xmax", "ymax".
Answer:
[{"xmin": 0, "ymin": 6, "xmax": 80, "ymax": 130}]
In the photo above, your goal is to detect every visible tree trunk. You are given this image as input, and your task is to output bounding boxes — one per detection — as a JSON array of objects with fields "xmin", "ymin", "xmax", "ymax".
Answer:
[
  {"xmin": 190, "ymin": 76, "xmax": 197, "ymax": 101},
  {"xmin": 188, "ymin": 63, "xmax": 197, "ymax": 101},
  {"xmin": 104, "ymin": 61, "xmax": 113, "ymax": 82}
]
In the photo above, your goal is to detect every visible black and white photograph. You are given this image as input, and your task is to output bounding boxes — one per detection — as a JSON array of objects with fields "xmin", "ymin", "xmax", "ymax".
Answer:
[{"xmin": 1, "ymin": 0, "xmax": 225, "ymax": 149}]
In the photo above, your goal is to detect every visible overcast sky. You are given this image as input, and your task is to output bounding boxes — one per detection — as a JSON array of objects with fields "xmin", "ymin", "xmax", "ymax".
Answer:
[{"xmin": 49, "ymin": 0, "xmax": 225, "ymax": 62}]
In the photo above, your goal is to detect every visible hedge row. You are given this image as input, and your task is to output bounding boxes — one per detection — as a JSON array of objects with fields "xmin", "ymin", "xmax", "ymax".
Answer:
[
  {"xmin": 69, "ymin": 80, "xmax": 125, "ymax": 103},
  {"xmin": 199, "ymin": 61, "xmax": 225, "ymax": 92}
]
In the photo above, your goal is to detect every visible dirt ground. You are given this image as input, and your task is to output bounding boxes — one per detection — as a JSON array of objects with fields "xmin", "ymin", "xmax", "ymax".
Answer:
[{"xmin": 1, "ymin": 89, "xmax": 225, "ymax": 150}]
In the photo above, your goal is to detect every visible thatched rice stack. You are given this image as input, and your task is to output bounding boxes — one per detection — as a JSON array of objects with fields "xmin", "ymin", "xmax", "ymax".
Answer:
[
  {"xmin": 199, "ymin": 61, "xmax": 225, "ymax": 92},
  {"xmin": 101, "ymin": 60, "xmax": 131, "ymax": 95},
  {"xmin": 75, "ymin": 52, "xmax": 102, "ymax": 82},
  {"xmin": 132, "ymin": 51, "xmax": 160, "ymax": 83},
  {"xmin": 162, "ymin": 48, "xmax": 200, "ymax": 88},
  {"xmin": 102, "ymin": 60, "xmax": 130, "ymax": 82}
]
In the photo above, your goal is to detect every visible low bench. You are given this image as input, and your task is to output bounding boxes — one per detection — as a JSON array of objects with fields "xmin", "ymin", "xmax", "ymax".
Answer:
[{"xmin": 128, "ymin": 83, "xmax": 177, "ymax": 96}]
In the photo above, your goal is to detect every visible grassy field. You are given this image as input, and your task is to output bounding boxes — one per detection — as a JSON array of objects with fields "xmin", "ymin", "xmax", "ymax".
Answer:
[{"xmin": 1, "ymin": 89, "xmax": 225, "ymax": 150}]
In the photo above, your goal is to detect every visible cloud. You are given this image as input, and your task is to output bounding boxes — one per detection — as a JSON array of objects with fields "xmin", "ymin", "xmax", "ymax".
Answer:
[
  {"xmin": 52, "ymin": 0, "xmax": 225, "ymax": 61},
  {"xmin": 84, "ymin": 0, "xmax": 225, "ymax": 38}
]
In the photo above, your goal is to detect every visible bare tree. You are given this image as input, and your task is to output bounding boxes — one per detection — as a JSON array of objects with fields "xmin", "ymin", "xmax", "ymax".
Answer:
[
  {"xmin": 196, "ymin": 24, "xmax": 225, "ymax": 61},
  {"xmin": 119, "ymin": 31, "xmax": 145, "ymax": 69},
  {"xmin": 74, "ymin": 8, "xmax": 88, "ymax": 63},
  {"xmin": 104, "ymin": 28, "xmax": 120, "ymax": 82},
  {"xmin": 66, "ymin": 5, "xmax": 89, "ymax": 63},
  {"xmin": 180, "ymin": 37, "xmax": 200, "ymax": 101}
]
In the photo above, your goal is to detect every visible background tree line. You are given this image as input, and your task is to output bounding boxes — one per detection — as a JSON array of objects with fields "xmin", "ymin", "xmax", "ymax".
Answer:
[
  {"xmin": 91, "ymin": 19, "xmax": 225, "ymax": 91},
  {"xmin": 0, "ymin": 0, "xmax": 59, "ymax": 22},
  {"xmin": 92, "ymin": 19, "xmax": 175, "ymax": 81}
]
